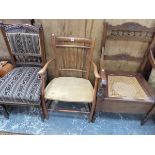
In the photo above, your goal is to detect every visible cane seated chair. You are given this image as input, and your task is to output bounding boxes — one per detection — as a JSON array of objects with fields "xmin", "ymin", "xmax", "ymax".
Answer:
[
  {"xmin": 98, "ymin": 22, "xmax": 155, "ymax": 115},
  {"xmin": 38, "ymin": 34, "xmax": 100, "ymax": 122},
  {"xmin": 0, "ymin": 23, "xmax": 47, "ymax": 119}
]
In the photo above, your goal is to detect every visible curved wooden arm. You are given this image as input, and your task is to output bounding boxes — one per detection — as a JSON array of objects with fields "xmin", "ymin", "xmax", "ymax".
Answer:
[
  {"xmin": 148, "ymin": 49, "xmax": 155, "ymax": 69},
  {"xmin": 91, "ymin": 61, "xmax": 100, "ymax": 79},
  {"xmin": 38, "ymin": 58, "xmax": 55, "ymax": 75}
]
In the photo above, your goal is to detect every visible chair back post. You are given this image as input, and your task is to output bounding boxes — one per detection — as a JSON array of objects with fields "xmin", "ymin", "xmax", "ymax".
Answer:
[
  {"xmin": 138, "ymin": 32, "xmax": 155, "ymax": 70},
  {"xmin": 39, "ymin": 24, "xmax": 46, "ymax": 67},
  {"xmin": 100, "ymin": 22, "xmax": 107, "ymax": 73},
  {"xmin": 102, "ymin": 21, "xmax": 108, "ymax": 48},
  {"xmin": 139, "ymin": 34, "xmax": 155, "ymax": 80},
  {"xmin": 51, "ymin": 34, "xmax": 60, "ymax": 77},
  {"xmin": 86, "ymin": 39, "xmax": 95, "ymax": 80}
]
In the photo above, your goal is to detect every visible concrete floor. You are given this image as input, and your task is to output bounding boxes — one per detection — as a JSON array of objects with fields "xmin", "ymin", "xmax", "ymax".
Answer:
[{"xmin": 0, "ymin": 103, "xmax": 155, "ymax": 135}]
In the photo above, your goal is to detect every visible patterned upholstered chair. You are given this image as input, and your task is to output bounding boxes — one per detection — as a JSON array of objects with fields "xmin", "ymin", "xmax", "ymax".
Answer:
[
  {"xmin": 0, "ymin": 23, "xmax": 48, "ymax": 119},
  {"xmin": 38, "ymin": 34, "xmax": 100, "ymax": 122}
]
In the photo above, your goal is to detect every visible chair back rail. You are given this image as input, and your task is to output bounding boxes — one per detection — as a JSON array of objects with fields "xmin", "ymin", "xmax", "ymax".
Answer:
[{"xmin": 51, "ymin": 34, "xmax": 95, "ymax": 79}]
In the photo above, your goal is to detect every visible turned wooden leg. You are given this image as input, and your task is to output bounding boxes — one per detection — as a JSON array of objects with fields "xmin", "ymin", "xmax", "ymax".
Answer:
[
  {"xmin": 141, "ymin": 104, "xmax": 155, "ymax": 126},
  {"xmin": 89, "ymin": 101, "xmax": 96, "ymax": 123},
  {"xmin": 41, "ymin": 98, "xmax": 49, "ymax": 120},
  {"xmin": 1, "ymin": 105, "xmax": 9, "ymax": 119}
]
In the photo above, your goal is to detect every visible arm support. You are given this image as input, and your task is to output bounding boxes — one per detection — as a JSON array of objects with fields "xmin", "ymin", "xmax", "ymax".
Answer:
[
  {"xmin": 38, "ymin": 58, "xmax": 55, "ymax": 75},
  {"xmin": 101, "ymin": 69, "xmax": 107, "ymax": 85},
  {"xmin": 100, "ymin": 46, "xmax": 107, "ymax": 85},
  {"xmin": 38, "ymin": 58, "xmax": 56, "ymax": 102},
  {"xmin": 91, "ymin": 61, "xmax": 100, "ymax": 79}
]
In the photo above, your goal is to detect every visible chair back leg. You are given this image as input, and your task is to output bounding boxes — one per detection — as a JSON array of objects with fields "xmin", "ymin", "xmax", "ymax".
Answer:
[
  {"xmin": 41, "ymin": 97, "xmax": 49, "ymax": 120},
  {"xmin": 0, "ymin": 105, "xmax": 9, "ymax": 119},
  {"xmin": 141, "ymin": 104, "xmax": 155, "ymax": 125}
]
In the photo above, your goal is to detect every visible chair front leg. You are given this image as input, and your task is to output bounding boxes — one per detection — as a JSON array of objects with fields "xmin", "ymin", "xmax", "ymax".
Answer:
[
  {"xmin": 41, "ymin": 97, "xmax": 48, "ymax": 120},
  {"xmin": 141, "ymin": 104, "xmax": 155, "ymax": 125},
  {"xmin": 40, "ymin": 74, "xmax": 48, "ymax": 120},
  {"xmin": 89, "ymin": 78, "xmax": 99, "ymax": 123},
  {"xmin": 0, "ymin": 105, "xmax": 9, "ymax": 119}
]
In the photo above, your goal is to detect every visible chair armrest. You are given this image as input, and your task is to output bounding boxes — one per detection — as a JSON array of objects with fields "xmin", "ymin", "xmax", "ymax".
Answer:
[
  {"xmin": 91, "ymin": 61, "xmax": 100, "ymax": 79},
  {"xmin": 38, "ymin": 58, "xmax": 55, "ymax": 75},
  {"xmin": 149, "ymin": 49, "xmax": 155, "ymax": 69},
  {"xmin": 100, "ymin": 46, "xmax": 107, "ymax": 85},
  {"xmin": 101, "ymin": 69, "xmax": 107, "ymax": 85}
]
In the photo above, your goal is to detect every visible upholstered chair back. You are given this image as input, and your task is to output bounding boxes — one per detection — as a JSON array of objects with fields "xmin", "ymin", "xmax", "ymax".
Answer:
[{"xmin": 1, "ymin": 24, "xmax": 46, "ymax": 67}]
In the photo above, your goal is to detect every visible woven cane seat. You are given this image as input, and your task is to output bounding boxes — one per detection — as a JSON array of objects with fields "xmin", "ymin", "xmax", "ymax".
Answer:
[{"xmin": 108, "ymin": 75, "xmax": 149, "ymax": 100}]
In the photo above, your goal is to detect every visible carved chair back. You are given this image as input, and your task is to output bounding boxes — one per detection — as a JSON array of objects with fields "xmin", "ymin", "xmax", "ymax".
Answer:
[
  {"xmin": 102, "ymin": 22, "xmax": 155, "ymax": 72},
  {"xmin": 1, "ymin": 23, "xmax": 46, "ymax": 67},
  {"xmin": 51, "ymin": 34, "xmax": 95, "ymax": 79}
]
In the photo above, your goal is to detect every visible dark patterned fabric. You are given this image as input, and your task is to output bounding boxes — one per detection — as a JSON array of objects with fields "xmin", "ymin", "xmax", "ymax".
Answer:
[
  {"xmin": 4, "ymin": 24, "xmax": 40, "ymax": 34},
  {"xmin": 7, "ymin": 33, "xmax": 41, "ymax": 55},
  {"xmin": 0, "ymin": 67, "xmax": 42, "ymax": 104}
]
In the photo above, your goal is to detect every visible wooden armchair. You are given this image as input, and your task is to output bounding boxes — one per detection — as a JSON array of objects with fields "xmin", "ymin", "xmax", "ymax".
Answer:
[
  {"xmin": 97, "ymin": 22, "xmax": 155, "ymax": 116},
  {"xmin": 38, "ymin": 34, "xmax": 100, "ymax": 122},
  {"xmin": 0, "ymin": 23, "xmax": 47, "ymax": 119}
]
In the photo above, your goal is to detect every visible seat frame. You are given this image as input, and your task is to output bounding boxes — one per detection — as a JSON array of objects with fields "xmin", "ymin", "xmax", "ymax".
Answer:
[
  {"xmin": 0, "ymin": 22, "xmax": 47, "ymax": 119},
  {"xmin": 96, "ymin": 22, "xmax": 155, "ymax": 116},
  {"xmin": 38, "ymin": 34, "xmax": 100, "ymax": 122}
]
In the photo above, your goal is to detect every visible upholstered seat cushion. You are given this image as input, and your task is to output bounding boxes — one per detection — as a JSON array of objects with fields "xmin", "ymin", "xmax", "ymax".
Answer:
[
  {"xmin": 0, "ymin": 67, "xmax": 42, "ymax": 104},
  {"xmin": 45, "ymin": 77, "xmax": 94, "ymax": 102}
]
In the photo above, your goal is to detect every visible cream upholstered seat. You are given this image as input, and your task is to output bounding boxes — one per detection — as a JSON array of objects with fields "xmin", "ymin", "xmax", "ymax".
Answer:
[{"xmin": 45, "ymin": 77, "xmax": 94, "ymax": 102}]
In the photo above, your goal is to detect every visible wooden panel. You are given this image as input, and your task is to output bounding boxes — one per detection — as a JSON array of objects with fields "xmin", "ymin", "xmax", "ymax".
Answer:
[
  {"xmin": 36, "ymin": 19, "xmax": 155, "ymax": 81},
  {"xmin": 104, "ymin": 19, "xmax": 155, "ymax": 72},
  {"xmin": 97, "ymin": 100, "xmax": 155, "ymax": 114},
  {"xmin": 103, "ymin": 60, "xmax": 140, "ymax": 72}
]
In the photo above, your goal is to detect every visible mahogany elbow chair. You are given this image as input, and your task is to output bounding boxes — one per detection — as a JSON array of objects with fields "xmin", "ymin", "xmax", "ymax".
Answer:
[
  {"xmin": 97, "ymin": 22, "xmax": 155, "ymax": 120},
  {"xmin": 0, "ymin": 22, "xmax": 47, "ymax": 119},
  {"xmin": 38, "ymin": 34, "xmax": 100, "ymax": 122}
]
